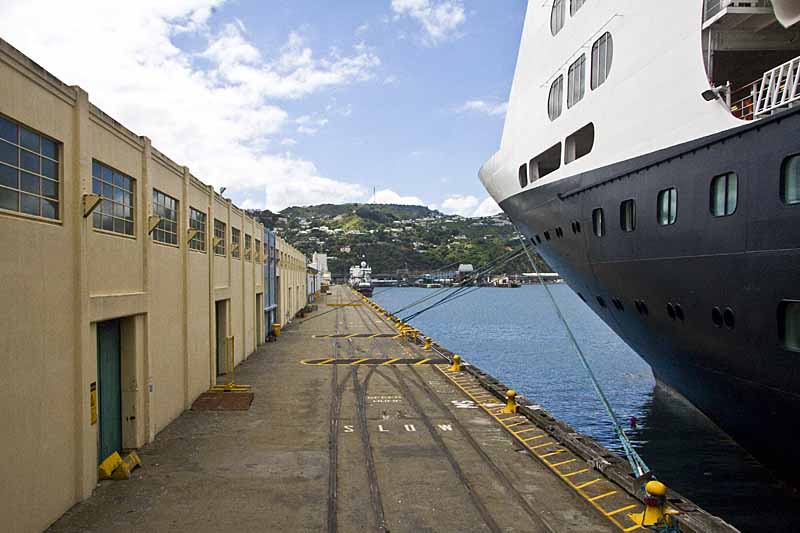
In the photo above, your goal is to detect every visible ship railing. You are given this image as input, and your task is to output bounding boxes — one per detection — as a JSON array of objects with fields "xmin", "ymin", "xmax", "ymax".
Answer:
[
  {"xmin": 727, "ymin": 54, "xmax": 800, "ymax": 120},
  {"xmin": 704, "ymin": 0, "xmax": 772, "ymax": 22}
]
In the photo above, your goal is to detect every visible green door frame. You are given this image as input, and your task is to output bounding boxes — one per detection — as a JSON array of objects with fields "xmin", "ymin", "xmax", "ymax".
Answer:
[{"xmin": 96, "ymin": 319, "xmax": 122, "ymax": 462}]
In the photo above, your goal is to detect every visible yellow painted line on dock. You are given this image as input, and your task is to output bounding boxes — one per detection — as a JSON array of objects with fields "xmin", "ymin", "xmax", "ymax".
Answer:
[
  {"xmin": 433, "ymin": 365, "xmax": 645, "ymax": 531},
  {"xmin": 522, "ymin": 434, "xmax": 547, "ymax": 442},
  {"xmin": 539, "ymin": 450, "xmax": 566, "ymax": 459},
  {"xmin": 382, "ymin": 358, "xmax": 400, "ymax": 365},
  {"xmin": 550, "ymin": 458, "xmax": 577, "ymax": 468},
  {"xmin": 575, "ymin": 479, "xmax": 602, "ymax": 490},
  {"xmin": 563, "ymin": 468, "xmax": 590, "ymax": 478},
  {"xmin": 414, "ymin": 358, "xmax": 432, "ymax": 366},
  {"xmin": 606, "ymin": 504, "xmax": 638, "ymax": 517},
  {"xmin": 514, "ymin": 427, "xmax": 538, "ymax": 435},
  {"xmin": 505, "ymin": 421, "xmax": 527, "ymax": 428},
  {"xmin": 589, "ymin": 491, "xmax": 618, "ymax": 502},
  {"xmin": 350, "ymin": 358, "xmax": 369, "ymax": 365}
]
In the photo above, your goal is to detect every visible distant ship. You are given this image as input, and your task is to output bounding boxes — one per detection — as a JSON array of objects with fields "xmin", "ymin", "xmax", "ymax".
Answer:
[
  {"xmin": 481, "ymin": 0, "xmax": 800, "ymax": 479},
  {"xmin": 349, "ymin": 260, "xmax": 374, "ymax": 296}
]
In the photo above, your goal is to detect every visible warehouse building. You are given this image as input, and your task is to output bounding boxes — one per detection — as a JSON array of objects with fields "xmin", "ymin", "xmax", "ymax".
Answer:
[{"xmin": 0, "ymin": 38, "xmax": 307, "ymax": 531}]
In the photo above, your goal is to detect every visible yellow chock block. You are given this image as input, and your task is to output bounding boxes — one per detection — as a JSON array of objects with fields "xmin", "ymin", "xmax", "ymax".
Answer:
[
  {"xmin": 424, "ymin": 337, "xmax": 432, "ymax": 350},
  {"xmin": 112, "ymin": 461, "xmax": 131, "ymax": 480},
  {"xmin": 124, "ymin": 451, "xmax": 142, "ymax": 471},
  {"xmin": 449, "ymin": 355, "xmax": 462, "ymax": 372},
  {"xmin": 502, "ymin": 390, "xmax": 518, "ymax": 414},
  {"xmin": 98, "ymin": 452, "xmax": 123, "ymax": 480}
]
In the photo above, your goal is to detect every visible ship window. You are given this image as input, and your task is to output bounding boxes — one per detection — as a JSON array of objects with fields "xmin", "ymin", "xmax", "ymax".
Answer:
[
  {"xmin": 565, "ymin": 123, "xmax": 594, "ymax": 164},
  {"xmin": 620, "ymin": 199, "xmax": 636, "ymax": 232},
  {"xmin": 781, "ymin": 154, "xmax": 800, "ymax": 205},
  {"xmin": 551, "ymin": 0, "xmax": 565, "ymax": 35},
  {"xmin": 712, "ymin": 307, "xmax": 723, "ymax": 327},
  {"xmin": 710, "ymin": 172, "xmax": 737, "ymax": 216},
  {"xmin": 596, "ymin": 296, "xmax": 607, "ymax": 308},
  {"xmin": 567, "ymin": 55, "xmax": 586, "ymax": 109},
  {"xmin": 592, "ymin": 207, "xmax": 604, "ymax": 237},
  {"xmin": 544, "ymin": 231, "xmax": 551, "ymax": 240},
  {"xmin": 519, "ymin": 164, "xmax": 528, "ymax": 188},
  {"xmin": 591, "ymin": 32, "xmax": 613, "ymax": 90},
  {"xmin": 724, "ymin": 307, "xmax": 736, "ymax": 329},
  {"xmin": 548, "ymin": 76, "xmax": 564, "ymax": 121},
  {"xmin": 570, "ymin": 0, "xmax": 586, "ymax": 16},
  {"xmin": 529, "ymin": 142, "xmax": 561, "ymax": 181},
  {"xmin": 657, "ymin": 188, "xmax": 677, "ymax": 226},
  {"xmin": 612, "ymin": 298, "xmax": 624, "ymax": 311},
  {"xmin": 779, "ymin": 301, "xmax": 800, "ymax": 351}
]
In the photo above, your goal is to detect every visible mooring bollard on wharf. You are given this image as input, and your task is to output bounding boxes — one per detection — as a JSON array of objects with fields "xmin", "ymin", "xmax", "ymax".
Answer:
[{"xmin": 49, "ymin": 285, "xmax": 737, "ymax": 532}]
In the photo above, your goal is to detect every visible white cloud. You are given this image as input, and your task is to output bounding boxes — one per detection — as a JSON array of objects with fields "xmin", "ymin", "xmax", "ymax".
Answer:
[
  {"xmin": 280, "ymin": 138, "xmax": 297, "ymax": 146},
  {"xmin": 457, "ymin": 99, "xmax": 508, "ymax": 117},
  {"xmin": 473, "ymin": 196, "xmax": 502, "ymax": 217},
  {"xmin": 372, "ymin": 189, "xmax": 425, "ymax": 205},
  {"xmin": 391, "ymin": 0, "xmax": 466, "ymax": 46},
  {"xmin": 440, "ymin": 194, "xmax": 479, "ymax": 216},
  {"xmin": 0, "ymin": 0, "xmax": 381, "ymax": 211}
]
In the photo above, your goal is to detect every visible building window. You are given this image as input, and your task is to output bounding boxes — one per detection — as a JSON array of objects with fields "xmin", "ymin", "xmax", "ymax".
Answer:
[
  {"xmin": 529, "ymin": 142, "xmax": 562, "ymax": 182},
  {"xmin": 245, "ymin": 234, "xmax": 252, "ymax": 261},
  {"xmin": 232, "ymin": 227, "xmax": 241, "ymax": 259},
  {"xmin": 548, "ymin": 75, "xmax": 564, "ymax": 121},
  {"xmin": 591, "ymin": 32, "xmax": 613, "ymax": 90},
  {"xmin": 710, "ymin": 172, "xmax": 737, "ymax": 216},
  {"xmin": 189, "ymin": 207, "xmax": 206, "ymax": 252},
  {"xmin": 781, "ymin": 154, "xmax": 800, "ymax": 205},
  {"xmin": 519, "ymin": 164, "xmax": 528, "ymax": 188},
  {"xmin": 567, "ymin": 54, "xmax": 586, "ymax": 109},
  {"xmin": 551, "ymin": 0, "xmax": 565, "ymax": 35},
  {"xmin": 0, "ymin": 115, "xmax": 61, "ymax": 220},
  {"xmin": 657, "ymin": 187, "xmax": 678, "ymax": 226},
  {"xmin": 779, "ymin": 301, "xmax": 800, "ymax": 351},
  {"xmin": 255, "ymin": 239, "xmax": 262, "ymax": 262},
  {"xmin": 570, "ymin": 0, "xmax": 587, "ymax": 16},
  {"xmin": 152, "ymin": 189, "xmax": 178, "ymax": 245},
  {"xmin": 620, "ymin": 199, "xmax": 636, "ymax": 232},
  {"xmin": 592, "ymin": 207, "xmax": 604, "ymax": 237},
  {"xmin": 214, "ymin": 219, "xmax": 226, "ymax": 256},
  {"xmin": 93, "ymin": 160, "xmax": 134, "ymax": 235},
  {"xmin": 564, "ymin": 123, "xmax": 594, "ymax": 164}
]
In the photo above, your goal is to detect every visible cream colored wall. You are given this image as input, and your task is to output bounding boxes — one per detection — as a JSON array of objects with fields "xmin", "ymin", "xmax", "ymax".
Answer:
[
  {"xmin": 0, "ymin": 38, "xmax": 294, "ymax": 532},
  {"xmin": 276, "ymin": 235, "xmax": 307, "ymax": 326}
]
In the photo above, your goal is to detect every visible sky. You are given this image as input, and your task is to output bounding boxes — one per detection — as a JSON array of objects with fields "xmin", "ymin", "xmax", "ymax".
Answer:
[{"xmin": 0, "ymin": 0, "xmax": 526, "ymax": 216}]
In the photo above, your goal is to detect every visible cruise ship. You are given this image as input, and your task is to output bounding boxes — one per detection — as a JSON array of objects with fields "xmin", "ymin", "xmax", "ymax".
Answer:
[
  {"xmin": 480, "ymin": 0, "xmax": 800, "ymax": 479},
  {"xmin": 349, "ymin": 260, "xmax": 374, "ymax": 296}
]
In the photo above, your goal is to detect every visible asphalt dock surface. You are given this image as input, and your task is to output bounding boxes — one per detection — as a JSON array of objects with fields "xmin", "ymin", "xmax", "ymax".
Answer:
[{"xmin": 50, "ymin": 285, "xmax": 649, "ymax": 532}]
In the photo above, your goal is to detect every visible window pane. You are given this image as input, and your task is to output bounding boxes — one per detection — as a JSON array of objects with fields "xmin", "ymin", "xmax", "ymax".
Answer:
[
  {"xmin": 93, "ymin": 211, "xmax": 102, "ymax": 229},
  {"xmin": 0, "ymin": 163, "xmax": 17, "ymax": 188},
  {"xmin": 125, "ymin": 221, "xmax": 134, "ymax": 235},
  {"xmin": 93, "ymin": 178, "xmax": 102, "ymax": 195},
  {"xmin": 102, "ymin": 214, "xmax": 114, "ymax": 231},
  {"xmin": 113, "ymin": 172, "xmax": 124, "ymax": 187},
  {"xmin": 113, "ymin": 187, "xmax": 123, "ymax": 203},
  {"xmin": 782, "ymin": 155, "xmax": 800, "ymax": 205},
  {"xmin": 93, "ymin": 160, "xmax": 102, "ymax": 178},
  {"xmin": 0, "ymin": 140, "xmax": 17, "ymax": 166},
  {"xmin": 783, "ymin": 302, "xmax": 800, "ymax": 351},
  {"xmin": 41, "ymin": 199, "xmax": 57, "ymax": 219},
  {"xmin": 726, "ymin": 173, "xmax": 738, "ymax": 214},
  {"xmin": 42, "ymin": 178, "xmax": 58, "ymax": 199},
  {"xmin": 0, "ymin": 186, "xmax": 18, "ymax": 211},
  {"xmin": 670, "ymin": 189, "xmax": 678, "ymax": 223},
  {"xmin": 710, "ymin": 175, "xmax": 725, "ymax": 216},
  {"xmin": 19, "ymin": 128, "xmax": 40, "ymax": 152},
  {"xmin": 20, "ymin": 150, "xmax": 39, "ymax": 173},
  {"xmin": 21, "ymin": 193, "xmax": 39, "ymax": 215},
  {"xmin": 102, "ymin": 165, "xmax": 113, "ymax": 182},
  {"xmin": 41, "ymin": 138, "xmax": 57, "ymax": 160},
  {"xmin": 20, "ymin": 171, "xmax": 39, "ymax": 194},
  {"xmin": 41, "ymin": 158, "xmax": 57, "ymax": 179},
  {"xmin": 0, "ymin": 116, "xmax": 17, "ymax": 143}
]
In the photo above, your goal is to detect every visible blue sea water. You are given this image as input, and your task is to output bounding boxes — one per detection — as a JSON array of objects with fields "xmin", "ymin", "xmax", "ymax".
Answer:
[{"xmin": 373, "ymin": 285, "xmax": 798, "ymax": 531}]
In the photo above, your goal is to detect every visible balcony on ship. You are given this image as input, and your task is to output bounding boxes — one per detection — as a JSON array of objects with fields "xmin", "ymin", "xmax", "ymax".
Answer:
[{"xmin": 703, "ymin": 0, "xmax": 778, "ymax": 31}]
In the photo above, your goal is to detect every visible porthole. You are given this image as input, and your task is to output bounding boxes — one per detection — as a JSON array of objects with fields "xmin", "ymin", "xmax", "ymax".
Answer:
[
  {"xmin": 612, "ymin": 298, "xmax": 624, "ymax": 311},
  {"xmin": 666, "ymin": 303, "xmax": 676, "ymax": 320},
  {"xmin": 781, "ymin": 154, "xmax": 800, "ymax": 205},
  {"xmin": 592, "ymin": 207, "xmax": 605, "ymax": 237},
  {"xmin": 778, "ymin": 300, "xmax": 800, "ymax": 351},
  {"xmin": 548, "ymin": 76, "xmax": 564, "ymax": 121},
  {"xmin": 712, "ymin": 307, "xmax": 723, "ymax": 327},
  {"xmin": 710, "ymin": 172, "xmax": 738, "ymax": 217},
  {"xmin": 575, "ymin": 221, "xmax": 581, "ymax": 233},
  {"xmin": 640, "ymin": 301, "xmax": 649, "ymax": 316},
  {"xmin": 675, "ymin": 304, "xmax": 684, "ymax": 321},
  {"xmin": 530, "ymin": 237, "xmax": 537, "ymax": 247},
  {"xmin": 536, "ymin": 235, "xmax": 542, "ymax": 244},
  {"xmin": 550, "ymin": 0, "xmax": 566, "ymax": 36},
  {"xmin": 590, "ymin": 32, "xmax": 613, "ymax": 90},
  {"xmin": 519, "ymin": 164, "xmax": 528, "ymax": 188},
  {"xmin": 723, "ymin": 307, "xmax": 736, "ymax": 329},
  {"xmin": 634, "ymin": 300, "xmax": 642, "ymax": 314},
  {"xmin": 544, "ymin": 231, "xmax": 551, "ymax": 241},
  {"xmin": 597, "ymin": 296, "xmax": 607, "ymax": 308},
  {"xmin": 620, "ymin": 199, "xmax": 636, "ymax": 232}
]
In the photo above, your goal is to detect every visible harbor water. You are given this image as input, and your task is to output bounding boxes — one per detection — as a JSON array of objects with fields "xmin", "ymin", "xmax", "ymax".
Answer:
[{"xmin": 373, "ymin": 285, "xmax": 798, "ymax": 531}]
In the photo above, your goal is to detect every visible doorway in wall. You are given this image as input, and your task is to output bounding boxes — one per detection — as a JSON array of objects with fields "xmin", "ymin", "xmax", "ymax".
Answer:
[
  {"xmin": 215, "ymin": 300, "xmax": 229, "ymax": 375},
  {"xmin": 97, "ymin": 319, "xmax": 122, "ymax": 461}
]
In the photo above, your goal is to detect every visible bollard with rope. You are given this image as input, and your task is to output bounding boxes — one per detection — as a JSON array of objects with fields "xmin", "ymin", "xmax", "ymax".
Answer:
[
  {"xmin": 449, "ymin": 354, "xmax": 462, "ymax": 372},
  {"xmin": 502, "ymin": 390, "xmax": 518, "ymax": 414}
]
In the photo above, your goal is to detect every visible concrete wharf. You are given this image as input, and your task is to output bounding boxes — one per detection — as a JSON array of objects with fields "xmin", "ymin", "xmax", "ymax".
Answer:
[{"xmin": 49, "ymin": 285, "xmax": 735, "ymax": 532}]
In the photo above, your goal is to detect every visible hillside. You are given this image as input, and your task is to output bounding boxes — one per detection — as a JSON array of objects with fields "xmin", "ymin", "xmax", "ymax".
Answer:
[{"xmin": 250, "ymin": 203, "xmax": 547, "ymax": 277}]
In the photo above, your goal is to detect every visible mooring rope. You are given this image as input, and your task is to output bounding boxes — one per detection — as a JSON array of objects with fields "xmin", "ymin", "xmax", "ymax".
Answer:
[{"xmin": 515, "ymin": 230, "xmax": 650, "ymax": 478}]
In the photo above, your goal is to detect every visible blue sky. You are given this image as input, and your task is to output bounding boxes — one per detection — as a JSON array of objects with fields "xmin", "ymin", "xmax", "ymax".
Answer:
[{"xmin": 0, "ymin": 0, "xmax": 526, "ymax": 216}]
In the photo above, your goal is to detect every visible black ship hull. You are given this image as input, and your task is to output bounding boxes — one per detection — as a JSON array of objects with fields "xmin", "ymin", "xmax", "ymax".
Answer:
[{"xmin": 500, "ymin": 107, "xmax": 800, "ymax": 481}]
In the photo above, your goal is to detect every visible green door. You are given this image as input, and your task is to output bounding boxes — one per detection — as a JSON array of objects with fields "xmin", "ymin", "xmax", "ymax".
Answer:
[{"xmin": 97, "ymin": 319, "xmax": 122, "ymax": 461}]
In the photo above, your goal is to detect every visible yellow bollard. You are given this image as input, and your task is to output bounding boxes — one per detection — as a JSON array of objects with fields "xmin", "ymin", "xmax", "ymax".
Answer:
[
  {"xmin": 502, "ymin": 390, "xmax": 518, "ymax": 414},
  {"xmin": 449, "ymin": 355, "xmax": 462, "ymax": 372},
  {"xmin": 272, "ymin": 323, "xmax": 281, "ymax": 337},
  {"xmin": 631, "ymin": 480, "xmax": 673, "ymax": 528},
  {"xmin": 424, "ymin": 337, "xmax": 432, "ymax": 350}
]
